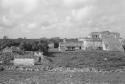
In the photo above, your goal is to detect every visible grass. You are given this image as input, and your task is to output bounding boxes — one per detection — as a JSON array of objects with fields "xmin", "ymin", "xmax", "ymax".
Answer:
[
  {"xmin": 1, "ymin": 71, "xmax": 125, "ymax": 84},
  {"xmin": 46, "ymin": 51, "xmax": 125, "ymax": 70},
  {"xmin": 1, "ymin": 51, "xmax": 125, "ymax": 84}
]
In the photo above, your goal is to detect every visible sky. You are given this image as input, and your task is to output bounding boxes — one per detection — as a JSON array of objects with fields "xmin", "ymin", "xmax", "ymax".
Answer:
[{"xmin": 0, "ymin": 0, "xmax": 125, "ymax": 38}]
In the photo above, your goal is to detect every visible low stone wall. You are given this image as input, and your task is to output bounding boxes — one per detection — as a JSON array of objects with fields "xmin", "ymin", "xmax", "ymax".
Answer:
[
  {"xmin": 1, "ymin": 65, "xmax": 125, "ymax": 73},
  {"xmin": 49, "ymin": 67, "xmax": 125, "ymax": 73},
  {"xmin": 2, "ymin": 65, "xmax": 51, "ymax": 72}
]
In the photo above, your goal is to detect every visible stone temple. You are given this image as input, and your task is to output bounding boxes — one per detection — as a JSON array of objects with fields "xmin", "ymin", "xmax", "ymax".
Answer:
[{"xmin": 58, "ymin": 31, "xmax": 124, "ymax": 52}]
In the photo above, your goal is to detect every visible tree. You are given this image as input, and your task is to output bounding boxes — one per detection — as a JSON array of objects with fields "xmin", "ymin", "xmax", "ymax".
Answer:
[
  {"xmin": 3, "ymin": 36, "xmax": 8, "ymax": 39},
  {"xmin": 31, "ymin": 41, "xmax": 38, "ymax": 51},
  {"xmin": 37, "ymin": 40, "xmax": 48, "ymax": 54},
  {"xmin": 19, "ymin": 41, "xmax": 26, "ymax": 51}
]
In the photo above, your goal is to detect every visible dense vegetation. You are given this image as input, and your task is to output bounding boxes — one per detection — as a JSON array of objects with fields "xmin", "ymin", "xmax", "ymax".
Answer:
[
  {"xmin": 0, "ymin": 39, "xmax": 48, "ymax": 52},
  {"xmin": 0, "ymin": 37, "xmax": 63, "ymax": 53}
]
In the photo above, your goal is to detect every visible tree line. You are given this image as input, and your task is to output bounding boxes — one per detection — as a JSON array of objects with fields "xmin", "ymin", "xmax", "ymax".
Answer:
[{"xmin": 0, "ymin": 37, "xmax": 63, "ymax": 54}]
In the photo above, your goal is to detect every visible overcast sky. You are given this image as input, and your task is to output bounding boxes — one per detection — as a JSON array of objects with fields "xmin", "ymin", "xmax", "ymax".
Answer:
[{"xmin": 0, "ymin": 0, "xmax": 125, "ymax": 38}]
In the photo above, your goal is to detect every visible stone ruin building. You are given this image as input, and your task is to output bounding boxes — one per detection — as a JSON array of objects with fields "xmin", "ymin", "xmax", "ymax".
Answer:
[{"xmin": 58, "ymin": 31, "xmax": 124, "ymax": 52}]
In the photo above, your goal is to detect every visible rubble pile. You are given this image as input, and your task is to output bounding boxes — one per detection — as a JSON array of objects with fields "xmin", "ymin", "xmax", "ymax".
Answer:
[
  {"xmin": 2, "ymin": 65, "xmax": 51, "ymax": 71},
  {"xmin": 49, "ymin": 67, "xmax": 125, "ymax": 73}
]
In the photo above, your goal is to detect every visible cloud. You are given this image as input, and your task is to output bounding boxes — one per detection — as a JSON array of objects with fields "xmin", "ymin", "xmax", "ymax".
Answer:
[
  {"xmin": 63, "ymin": 0, "xmax": 97, "ymax": 21},
  {"xmin": 0, "ymin": 0, "xmax": 40, "ymax": 30},
  {"xmin": 64, "ymin": 0, "xmax": 87, "ymax": 7},
  {"xmin": 2, "ymin": 0, "xmax": 38, "ymax": 13},
  {"xmin": 64, "ymin": 0, "xmax": 96, "ymax": 9},
  {"xmin": 72, "ymin": 6, "xmax": 94, "ymax": 21},
  {"xmin": 1, "ymin": 0, "xmax": 125, "ymax": 38}
]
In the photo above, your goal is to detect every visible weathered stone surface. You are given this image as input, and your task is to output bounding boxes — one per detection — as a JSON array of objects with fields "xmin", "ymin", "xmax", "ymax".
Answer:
[{"xmin": 102, "ymin": 33, "xmax": 124, "ymax": 52}]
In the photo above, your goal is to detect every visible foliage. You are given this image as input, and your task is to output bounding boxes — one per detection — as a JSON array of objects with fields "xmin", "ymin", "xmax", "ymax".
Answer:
[
  {"xmin": 0, "ymin": 39, "xmax": 19, "ymax": 50},
  {"xmin": 0, "ymin": 39, "xmax": 49, "ymax": 54}
]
